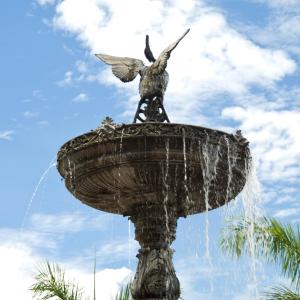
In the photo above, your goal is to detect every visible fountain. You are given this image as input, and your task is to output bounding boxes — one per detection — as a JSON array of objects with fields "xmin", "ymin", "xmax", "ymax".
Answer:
[{"xmin": 56, "ymin": 30, "xmax": 250, "ymax": 300}]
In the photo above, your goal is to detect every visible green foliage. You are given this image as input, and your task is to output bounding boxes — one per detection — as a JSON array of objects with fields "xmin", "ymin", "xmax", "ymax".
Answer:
[
  {"xmin": 114, "ymin": 281, "xmax": 134, "ymax": 300},
  {"xmin": 31, "ymin": 260, "xmax": 134, "ymax": 300},
  {"xmin": 30, "ymin": 261, "xmax": 87, "ymax": 300},
  {"xmin": 220, "ymin": 216, "xmax": 300, "ymax": 299},
  {"xmin": 263, "ymin": 286, "xmax": 300, "ymax": 300},
  {"xmin": 220, "ymin": 216, "xmax": 270, "ymax": 258}
]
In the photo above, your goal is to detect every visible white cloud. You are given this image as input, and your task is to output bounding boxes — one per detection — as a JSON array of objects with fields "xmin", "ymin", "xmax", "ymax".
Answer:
[
  {"xmin": 0, "ymin": 240, "xmax": 131, "ymax": 300},
  {"xmin": 63, "ymin": 43, "xmax": 75, "ymax": 55},
  {"xmin": 250, "ymin": 0, "xmax": 300, "ymax": 9},
  {"xmin": 38, "ymin": 120, "xmax": 50, "ymax": 126},
  {"xmin": 222, "ymin": 107, "xmax": 300, "ymax": 183},
  {"xmin": 51, "ymin": 0, "xmax": 296, "ymax": 122},
  {"xmin": 0, "ymin": 228, "xmax": 58, "ymax": 250},
  {"xmin": 273, "ymin": 207, "xmax": 300, "ymax": 218},
  {"xmin": 36, "ymin": 0, "xmax": 56, "ymax": 6},
  {"xmin": 96, "ymin": 239, "xmax": 138, "ymax": 265},
  {"xmin": 248, "ymin": 15, "xmax": 300, "ymax": 56},
  {"xmin": 30, "ymin": 212, "xmax": 109, "ymax": 233},
  {"xmin": 231, "ymin": 283, "xmax": 257, "ymax": 300},
  {"xmin": 65, "ymin": 266, "xmax": 132, "ymax": 300},
  {"xmin": 22, "ymin": 98, "xmax": 32, "ymax": 103},
  {"xmin": 58, "ymin": 70, "xmax": 73, "ymax": 86},
  {"xmin": 23, "ymin": 111, "xmax": 39, "ymax": 118},
  {"xmin": 32, "ymin": 89, "xmax": 46, "ymax": 101},
  {"xmin": 76, "ymin": 60, "xmax": 88, "ymax": 73},
  {"xmin": 243, "ymin": 0, "xmax": 300, "ymax": 62},
  {"xmin": 72, "ymin": 92, "xmax": 89, "ymax": 102},
  {"xmin": 32, "ymin": 89, "xmax": 41, "ymax": 97},
  {"xmin": 175, "ymin": 255, "xmax": 259, "ymax": 299},
  {"xmin": 0, "ymin": 130, "xmax": 14, "ymax": 141},
  {"xmin": 0, "ymin": 243, "xmax": 38, "ymax": 300}
]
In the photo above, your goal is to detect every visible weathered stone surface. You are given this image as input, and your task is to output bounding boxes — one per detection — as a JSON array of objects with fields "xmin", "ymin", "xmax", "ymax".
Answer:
[
  {"xmin": 57, "ymin": 121, "xmax": 250, "ymax": 300},
  {"xmin": 57, "ymin": 122, "xmax": 250, "ymax": 217},
  {"xmin": 130, "ymin": 204, "xmax": 179, "ymax": 299}
]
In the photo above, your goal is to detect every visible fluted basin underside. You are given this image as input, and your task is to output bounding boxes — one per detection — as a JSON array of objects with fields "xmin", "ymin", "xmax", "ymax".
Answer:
[
  {"xmin": 57, "ymin": 121, "xmax": 250, "ymax": 300},
  {"xmin": 57, "ymin": 122, "xmax": 250, "ymax": 217}
]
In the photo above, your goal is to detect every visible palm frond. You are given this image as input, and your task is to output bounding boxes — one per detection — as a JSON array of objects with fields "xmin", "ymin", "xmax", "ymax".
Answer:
[
  {"xmin": 115, "ymin": 282, "xmax": 133, "ymax": 300},
  {"xmin": 220, "ymin": 217, "xmax": 300, "ymax": 289},
  {"xmin": 30, "ymin": 261, "xmax": 87, "ymax": 300},
  {"xmin": 220, "ymin": 216, "xmax": 270, "ymax": 258},
  {"xmin": 267, "ymin": 219, "xmax": 300, "ymax": 290},
  {"xmin": 263, "ymin": 285, "xmax": 300, "ymax": 300}
]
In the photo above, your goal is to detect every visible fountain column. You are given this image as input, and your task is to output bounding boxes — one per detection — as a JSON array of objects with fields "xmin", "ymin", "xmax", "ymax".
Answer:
[{"xmin": 129, "ymin": 203, "xmax": 180, "ymax": 300}]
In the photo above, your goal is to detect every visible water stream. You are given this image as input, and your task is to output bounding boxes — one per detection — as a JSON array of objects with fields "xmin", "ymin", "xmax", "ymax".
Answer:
[
  {"xmin": 117, "ymin": 129, "xmax": 132, "ymax": 267},
  {"xmin": 199, "ymin": 134, "xmax": 214, "ymax": 292},
  {"xmin": 240, "ymin": 160, "xmax": 262, "ymax": 297},
  {"xmin": 163, "ymin": 138, "xmax": 170, "ymax": 242},
  {"xmin": 224, "ymin": 136, "xmax": 232, "ymax": 204},
  {"xmin": 118, "ymin": 128, "xmax": 124, "ymax": 212},
  {"xmin": 128, "ymin": 219, "xmax": 132, "ymax": 267},
  {"xmin": 182, "ymin": 129, "xmax": 190, "ymax": 207},
  {"xmin": 223, "ymin": 155, "xmax": 263, "ymax": 298},
  {"xmin": 67, "ymin": 157, "xmax": 76, "ymax": 194},
  {"xmin": 21, "ymin": 156, "xmax": 57, "ymax": 230}
]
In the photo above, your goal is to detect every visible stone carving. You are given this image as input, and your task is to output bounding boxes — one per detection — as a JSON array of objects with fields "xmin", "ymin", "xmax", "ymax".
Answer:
[
  {"xmin": 95, "ymin": 29, "xmax": 190, "ymax": 123},
  {"xmin": 57, "ymin": 121, "xmax": 250, "ymax": 163},
  {"xmin": 57, "ymin": 117, "xmax": 121, "ymax": 161},
  {"xmin": 57, "ymin": 121, "xmax": 250, "ymax": 218},
  {"xmin": 234, "ymin": 129, "xmax": 249, "ymax": 147},
  {"xmin": 57, "ymin": 121, "xmax": 251, "ymax": 299},
  {"xmin": 130, "ymin": 204, "xmax": 180, "ymax": 299}
]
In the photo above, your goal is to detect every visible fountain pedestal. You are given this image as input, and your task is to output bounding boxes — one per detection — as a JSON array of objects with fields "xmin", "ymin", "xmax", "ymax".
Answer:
[
  {"xmin": 130, "ymin": 204, "xmax": 179, "ymax": 299},
  {"xmin": 57, "ymin": 121, "xmax": 250, "ymax": 300}
]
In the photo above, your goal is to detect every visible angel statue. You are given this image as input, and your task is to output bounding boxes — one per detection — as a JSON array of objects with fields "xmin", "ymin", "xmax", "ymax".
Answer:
[{"xmin": 95, "ymin": 29, "xmax": 190, "ymax": 123}]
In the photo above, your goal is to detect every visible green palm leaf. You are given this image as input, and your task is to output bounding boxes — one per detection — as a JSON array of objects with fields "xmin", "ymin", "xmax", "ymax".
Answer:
[
  {"xmin": 30, "ymin": 261, "xmax": 87, "ymax": 300},
  {"xmin": 220, "ymin": 217, "xmax": 300, "ymax": 289},
  {"xmin": 115, "ymin": 282, "xmax": 134, "ymax": 300},
  {"xmin": 263, "ymin": 285, "xmax": 300, "ymax": 300}
]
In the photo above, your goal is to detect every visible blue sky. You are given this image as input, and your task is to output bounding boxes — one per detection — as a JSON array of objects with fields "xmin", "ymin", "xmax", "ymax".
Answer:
[{"xmin": 1, "ymin": 0, "xmax": 300, "ymax": 299}]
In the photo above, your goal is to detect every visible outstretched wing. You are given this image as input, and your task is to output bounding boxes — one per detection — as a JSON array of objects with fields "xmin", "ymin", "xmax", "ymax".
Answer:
[
  {"xmin": 150, "ymin": 29, "xmax": 190, "ymax": 75},
  {"xmin": 95, "ymin": 54, "xmax": 145, "ymax": 82}
]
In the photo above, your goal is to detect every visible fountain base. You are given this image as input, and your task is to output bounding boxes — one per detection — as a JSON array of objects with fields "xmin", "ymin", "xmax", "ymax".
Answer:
[{"xmin": 130, "ymin": 204, "xmax": 180, "ymax": 300}]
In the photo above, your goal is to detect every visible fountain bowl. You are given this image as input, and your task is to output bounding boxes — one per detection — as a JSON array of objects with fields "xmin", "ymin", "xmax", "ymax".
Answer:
[{"xmin": 57, "ymin": 122, "xmax": 250, "ymax": 217}]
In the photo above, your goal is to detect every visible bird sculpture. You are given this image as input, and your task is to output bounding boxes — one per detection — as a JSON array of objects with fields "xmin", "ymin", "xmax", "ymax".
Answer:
[{"xmin": 95, "ymin": 29, "xmax": 190, "ymax": 123}]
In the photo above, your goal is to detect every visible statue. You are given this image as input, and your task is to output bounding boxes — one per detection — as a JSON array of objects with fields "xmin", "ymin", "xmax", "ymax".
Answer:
[{"xmin": 95, "ymin": 29, "xmax": 190, "ymax": 123}]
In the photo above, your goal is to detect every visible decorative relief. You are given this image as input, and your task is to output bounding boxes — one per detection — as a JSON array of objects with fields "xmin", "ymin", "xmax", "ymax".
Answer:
[
  {"xmin": 57, "ymin": 120, "xmax": 250, "ymax": 164},
  {"xmin": 131, "ymin": 248, "xmax": 180, "ymax": 300}
]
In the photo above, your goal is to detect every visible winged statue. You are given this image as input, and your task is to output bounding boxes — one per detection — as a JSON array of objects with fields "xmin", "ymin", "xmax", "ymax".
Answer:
[{"xmin": 95, "ymin": 29, "xmax": 190, "ymax": 123}]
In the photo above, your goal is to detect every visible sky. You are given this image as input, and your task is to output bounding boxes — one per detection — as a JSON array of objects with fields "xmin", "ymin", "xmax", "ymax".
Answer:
[{"xmin": 1, "ymin": 0, "xmax": 300, "ymax": 299}]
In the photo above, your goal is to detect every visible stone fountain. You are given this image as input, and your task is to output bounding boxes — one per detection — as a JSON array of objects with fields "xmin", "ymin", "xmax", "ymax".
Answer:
[{"xmin": 57, "ymin": 30, "xmax": 250, "ymax": 300}]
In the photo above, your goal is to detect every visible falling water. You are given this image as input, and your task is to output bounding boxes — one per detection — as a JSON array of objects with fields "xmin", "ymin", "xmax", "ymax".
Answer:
[
  {"xmin": 128, "ymin": 218, "xmax": 131, "ymax": 267},
  {"xmin": 199, "ymin": 135, "xmax": 214, "ymax": 292},
  {"xmin": 200, "ymin": 136, "xmax": 211, "ymax": 256},
  {"xmin": 118, "ymin": 128, "xmax": 125, "ymax": 211},
  {"xmin": 67, "ymin": 157, "xmax": 76, "ymax": 193},
  {"xmin": 240, "ymin": 160, "xmax": 262, "ymax": 297},
  {"xmin": 224, "ymin": 136, "xmax": 232, "ymax": 204},
  {"xmin": 117, "ymin": 129, "xmax": 132, "ymax": 266},
  {"xmin": 163, "ymin": 138, "xmax": 170, "ymax": 242},
  {"xmin": 182, "ymin": 129, "xmax": 190, "ymax": 206},
  {"xmin": 21, "ymin": 156, "xmax": 57, "ymax": 230},
  {"xmin": 223, "ymin": 152, "xmax": 263, "ymax": 297}
]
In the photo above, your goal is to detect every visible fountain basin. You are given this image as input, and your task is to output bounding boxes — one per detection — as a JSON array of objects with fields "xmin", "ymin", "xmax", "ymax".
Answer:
[
  {"xmin": 57, "ymin": 120, "xmax": 250, "ymax": 299},
  {"xmin": 57, "ymin": 122, "xmax": 250, "ymax": 217}
]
